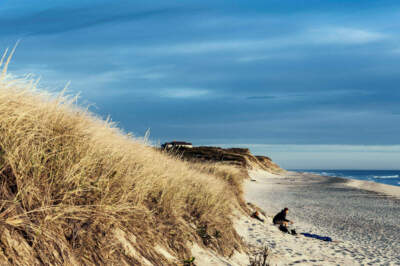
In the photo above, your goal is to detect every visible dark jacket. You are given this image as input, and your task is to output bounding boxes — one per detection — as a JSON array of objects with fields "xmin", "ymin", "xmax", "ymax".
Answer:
[{"xmin": 273, "ymin": 209, "xmax": 289, "ymax": 224}]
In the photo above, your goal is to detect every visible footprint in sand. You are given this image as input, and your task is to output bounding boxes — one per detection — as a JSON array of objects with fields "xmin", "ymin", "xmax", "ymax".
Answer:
[{"xmin": 291, "ymin": 259, "xmax": 308, "ymax": 265}]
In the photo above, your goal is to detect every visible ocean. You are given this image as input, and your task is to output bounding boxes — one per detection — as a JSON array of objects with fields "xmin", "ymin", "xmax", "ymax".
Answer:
[{"xmin": 292, "ymin": 169, "xmax": 400, "ymax": 187}]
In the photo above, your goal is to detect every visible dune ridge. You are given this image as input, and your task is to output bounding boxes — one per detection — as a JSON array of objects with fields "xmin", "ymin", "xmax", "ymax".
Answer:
[{"xmin": 164, "ymin": 145, "xmax": 284, "ymax": 174}]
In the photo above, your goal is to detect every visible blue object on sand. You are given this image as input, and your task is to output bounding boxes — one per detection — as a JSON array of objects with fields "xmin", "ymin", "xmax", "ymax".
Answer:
[{"xmin": 301, "ymin": 233, "xmax": 332, "ymax": 242}]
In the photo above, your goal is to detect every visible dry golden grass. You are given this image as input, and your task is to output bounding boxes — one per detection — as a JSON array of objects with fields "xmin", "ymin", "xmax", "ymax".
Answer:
[
  {"xmin": 0, "ymin": 51, "xmax": 248, "ymax": 265},
  {"xmin": 186, "ymin": 162, "xmax": 249, "ymax": 205}
]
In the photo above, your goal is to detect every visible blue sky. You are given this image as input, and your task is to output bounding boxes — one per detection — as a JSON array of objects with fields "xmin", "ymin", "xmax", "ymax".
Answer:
[{"xmin": 1, "ymin": 0, "xmax": 400, "ymax": 169}]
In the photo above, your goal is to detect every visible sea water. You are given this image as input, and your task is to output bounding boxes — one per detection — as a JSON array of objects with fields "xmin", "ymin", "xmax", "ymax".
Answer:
[{"xmin": 292, "ymin": 169, "xmax": 400, "ymax": 187}]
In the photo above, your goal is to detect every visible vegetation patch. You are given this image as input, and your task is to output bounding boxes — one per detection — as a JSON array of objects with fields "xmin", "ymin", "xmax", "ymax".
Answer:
[{"xmin": 0, "ymin": 52, "xmax": 249, "ymax": 265}]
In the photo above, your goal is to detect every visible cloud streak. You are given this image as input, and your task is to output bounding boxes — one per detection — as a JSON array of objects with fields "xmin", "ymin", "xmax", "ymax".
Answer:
[
  {"xmin": 160, "ymin": 88, "xmax": 210, "ymax": 99},
  {"xmin": 0, "ymin": 4, "xmax": 199, "ymax": 36},
  {"xmin": 307, "ymin": 27, "xmax": 387, "ymax": 45},
  {"xmin": 125, "ymin": 26, "xmax": 387, "ymax": 57}
]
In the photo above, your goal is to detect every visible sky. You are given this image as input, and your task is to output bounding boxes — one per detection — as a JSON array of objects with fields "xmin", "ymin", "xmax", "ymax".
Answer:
[{"xmin": 1, "ymin": 0, "xmax": 400, "ymax": 169}]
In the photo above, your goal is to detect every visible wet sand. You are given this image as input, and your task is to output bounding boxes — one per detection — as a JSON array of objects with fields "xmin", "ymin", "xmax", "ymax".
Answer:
[{"xmin": 244, "ymin": 170, "xmax": 400, "ymax": 265}]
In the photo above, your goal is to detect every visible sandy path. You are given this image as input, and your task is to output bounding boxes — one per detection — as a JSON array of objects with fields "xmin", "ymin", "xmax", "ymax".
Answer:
[{"xmin": 242, "ymin": 170, "xmax": 400, "ymax": 266}]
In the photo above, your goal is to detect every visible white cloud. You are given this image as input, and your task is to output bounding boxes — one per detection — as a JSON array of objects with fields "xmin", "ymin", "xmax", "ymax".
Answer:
[
  {"xmin": 159, "ymin": 88, "xmax": 209, "ymax": 99},
  {"xmin": 131, "ymin": 26, "xmax": 386, "ymax": 56},
  {"xmin": 162, "ymin": 40, "xmax": 268, "ymax": 54},
  {"xmin": 392, "ymin": 48, "xmax": 400, "ymax": 54},
  {"xmin": 307, "ymin": 27, "xmax": 386, "ymax": 44},
  {"xmin": 236, "ymin": 52, "xmax": 307, "ymax": 63},
  {"xmin": 130, "ymin": 38, "xmax": 286, "ymax": 55},
  {"xmin": 236, "ymin": 55, "xmax": 271, "ymax": 62}
]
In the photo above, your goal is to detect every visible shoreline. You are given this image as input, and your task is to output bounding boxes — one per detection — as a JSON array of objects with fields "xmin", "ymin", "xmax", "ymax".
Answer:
[
  {"xmin": 293, "ymin": 169, "xmax": 400, "ymax": 189},
  {"xmin": 343, "ymin": 178, "xmax": 400, "ymax": 199},
  {"xmin": 240, "ymin": 169, "xmax": 400, "ymax": 265},
  {"xmin": 292, "ymin": 170, "xmax": 400, "ymax": 199}
]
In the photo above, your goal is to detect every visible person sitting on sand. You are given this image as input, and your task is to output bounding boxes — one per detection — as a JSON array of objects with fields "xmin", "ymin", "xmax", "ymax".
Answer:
[
  {"xmin": 273, "ymin": 207, "xmax": 293, "ymax": 226},
  {"xmin": 273, "ymin": 208, "xmax": 296, "ymax": 235}
]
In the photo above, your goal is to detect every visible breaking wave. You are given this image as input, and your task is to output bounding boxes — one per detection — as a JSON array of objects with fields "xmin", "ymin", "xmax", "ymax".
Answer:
[{"xmin": 373, "ymin": 175, "xmax": 399, "ymax": 179}]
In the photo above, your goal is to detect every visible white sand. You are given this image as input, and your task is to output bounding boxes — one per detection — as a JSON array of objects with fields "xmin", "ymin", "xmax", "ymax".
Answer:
[
  {"xmin": 191, "ymin": 242, "xmax": 250, "ymax": 266},
  {"xmin": 191, "ymin": 169, "xmax": 400, "ymax": 265},
  {"xmin": 234, "ymin": 214, "xmax": 356, "ymax": 266},
  {"xmin": 238, "ymin": 169, "xmax": 400, "ymax": 266}
]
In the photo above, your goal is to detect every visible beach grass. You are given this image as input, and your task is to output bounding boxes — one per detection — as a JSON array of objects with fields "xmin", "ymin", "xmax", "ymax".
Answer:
[{"xmin": 0, "ymin": 50, "xmax": 248, "ymax": 264}]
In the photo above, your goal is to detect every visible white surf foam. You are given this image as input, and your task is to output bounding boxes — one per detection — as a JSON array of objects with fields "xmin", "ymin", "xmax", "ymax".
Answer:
[{"xmin": 373, "ymin": 175, "xmax": 399, "ymax": 179}]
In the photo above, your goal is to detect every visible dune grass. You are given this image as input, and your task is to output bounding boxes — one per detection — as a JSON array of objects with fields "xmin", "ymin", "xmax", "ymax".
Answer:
[
  {"xmin": 186, "ymin": 162, "xmax": 249, "ymax": 206},
  {"xmin": 0, "ymin": 52, "xmax": 248, "ymax": 265}
]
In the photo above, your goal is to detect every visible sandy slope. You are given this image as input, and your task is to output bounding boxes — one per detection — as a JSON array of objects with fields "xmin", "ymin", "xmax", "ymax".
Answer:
[{"xmin": 241, "ymin": 170, "xmax": 400, "ymax": 266}]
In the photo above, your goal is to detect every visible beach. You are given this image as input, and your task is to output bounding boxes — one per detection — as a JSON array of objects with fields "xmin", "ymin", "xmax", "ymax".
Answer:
[{"xmin": 238, "ymin": 170, "xmax": 400, "ymax": 265}]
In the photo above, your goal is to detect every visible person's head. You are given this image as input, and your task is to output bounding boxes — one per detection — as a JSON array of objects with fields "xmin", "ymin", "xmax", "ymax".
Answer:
[{"xmin": 283, "ymin": 207, "xmax": 289, "ymax": 214}]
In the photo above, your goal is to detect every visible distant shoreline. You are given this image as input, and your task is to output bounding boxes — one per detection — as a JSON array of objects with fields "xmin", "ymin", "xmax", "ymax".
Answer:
[
  {"xmin": 291, "ymin": 169, "xmax": 400, "ymax": 188},
  {"xmin": 290, "ymin": 170, "xmax": 400, "ymax": 199}
]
